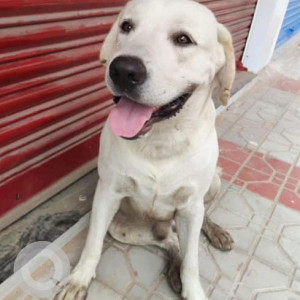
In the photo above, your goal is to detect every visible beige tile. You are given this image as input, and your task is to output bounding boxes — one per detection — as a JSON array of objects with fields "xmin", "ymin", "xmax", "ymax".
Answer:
[
  {"xmin": 255, "ymin": 290, "xmax": 300, "ymax": 300},
  {"xmin": 3, "ymin": 287, "xmax": 24, "ymax": 300},
  {"xmin": 149, "ymin": 295, "xmax": 164, "ymax": 300},
  {"xmin": 254, "ymin": 237, "xmax": 296, "ymax": 275},
  {"xmin": 128, "ymin": 247, "xmax": 165, "ymax": 288},
  {"xmin": 216, "ymin": 276, "xmax": 235, "ymax": 293},
  {"xmin": 198, "ymin": 245, "xmax": 219, "ymax": 283},
  {"xmin": 291, "ymin": 278, "xmax": 300, "ymax": 293},
  {"xmin": 96, "ymin": 246, "xmax": 133, "ymax": 294},
  {"xmin": 235, "ymin": 259, "xmax": 289, "ymax": 299},
  {"xmin": 209, "ymin": 207, "xmax": 249, "ymax": 229},
  {"xmin": 279, "ymin": 236, "xmax": 300, "ymax": 265},
  {"xmin": 209, "ymin": 248, "xmax": 247, "ymax": 280},
  {"xmin": 62, "ymin": 228, "xmax": 88, "ymax": 266},
  {"xmin": 294, "ymin": 268, "xmax": 300, "ymax": 281},
  {"xmin": 126, "ymin": 284, "xmax": 149, "ymax": 300},
  {"xmin": 228, "ymin": 226, "xmax": 260, "ymax": 254},
  {"xmin": 210, "ymin": 287, "xmax": 232, "ymax": 300},
  {"xmin": 18, "ymin": 296, "xmax": 33, "ymax": 300},
  {"xmin": 31, "ymin": 259, "xmax": 55, "ymax": 282},
  {"xmin": 87, "ymin": 281, "xmax": 122, "ymax": 300}
]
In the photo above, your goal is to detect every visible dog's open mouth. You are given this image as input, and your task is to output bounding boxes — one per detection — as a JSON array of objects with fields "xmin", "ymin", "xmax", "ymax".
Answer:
[{"xmin": 108, "ymin": 91, "xmax": 193, "ymax": 139}]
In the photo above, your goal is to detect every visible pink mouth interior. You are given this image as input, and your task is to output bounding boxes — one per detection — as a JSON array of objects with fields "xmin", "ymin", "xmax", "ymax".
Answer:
[{"xmin": 109, "ymin": 97, "xmax": 155, "ymax": 138}]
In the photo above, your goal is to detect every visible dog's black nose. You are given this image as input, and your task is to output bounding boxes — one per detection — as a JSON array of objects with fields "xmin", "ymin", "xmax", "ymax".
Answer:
[{"xmin": 109, "ymin": 56, "xmax": 147, "ymax": 91}]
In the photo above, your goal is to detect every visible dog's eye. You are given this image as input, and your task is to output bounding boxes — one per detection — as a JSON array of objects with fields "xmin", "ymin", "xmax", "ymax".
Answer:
[
  {"xmin": 174, "ymin": 34, "xmax": 193, "ymax": 46},
  {"xmin": 120, "ymin": 20, "xmax": 134, "ymax": 33}
]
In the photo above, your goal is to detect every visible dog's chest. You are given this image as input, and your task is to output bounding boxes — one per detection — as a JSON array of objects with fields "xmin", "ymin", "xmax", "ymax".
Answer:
[
  {"xmin": 120, "ymin": 175, "xmax": 193, "ymax": 220},
  {"xmin": 117, "ymin": 158, "xmax": 211, "ymax": 221}
]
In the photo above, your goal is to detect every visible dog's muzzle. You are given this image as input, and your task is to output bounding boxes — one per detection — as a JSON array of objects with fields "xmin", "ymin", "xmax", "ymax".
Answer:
[
  {"xmin": 107, "ymin": 56, "xmax": 196, "ymax": 140},
  {"xmin": 109, "ymin": 55, "xmax": 147, "ymax": 93}
]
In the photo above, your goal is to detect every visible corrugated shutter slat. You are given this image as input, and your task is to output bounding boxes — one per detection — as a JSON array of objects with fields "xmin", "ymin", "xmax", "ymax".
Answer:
[{"xmin": 0, "ymin": 1, "xmax": 127, "ymax": 222}]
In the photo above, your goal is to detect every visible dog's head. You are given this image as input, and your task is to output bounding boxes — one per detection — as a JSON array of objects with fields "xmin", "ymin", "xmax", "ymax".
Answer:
[{"xmin": 100, "ymin": 0, "xmax": 235, "ymax": 139}]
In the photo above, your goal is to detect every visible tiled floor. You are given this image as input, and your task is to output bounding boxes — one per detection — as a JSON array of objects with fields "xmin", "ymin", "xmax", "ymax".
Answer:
[{"xmin": 2, "ymin": 37, "xmax": 300, "ymax": 300}]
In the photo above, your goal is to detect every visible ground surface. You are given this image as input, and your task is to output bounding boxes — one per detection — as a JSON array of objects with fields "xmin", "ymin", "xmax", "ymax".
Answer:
[{"xmin": 1, "ymin": 36, "xmax": 300, "ymax": 300}]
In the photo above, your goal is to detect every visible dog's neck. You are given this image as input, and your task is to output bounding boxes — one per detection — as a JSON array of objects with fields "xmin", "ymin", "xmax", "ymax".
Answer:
[{"xmin": 127, "ymin": 85, "xmax": 217, "ymax": 160}]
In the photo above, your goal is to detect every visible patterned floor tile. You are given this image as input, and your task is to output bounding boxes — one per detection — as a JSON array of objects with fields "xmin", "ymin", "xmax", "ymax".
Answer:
[
  {"xmin": 279, "ymin": 189, "xmax": 300, "ymax": 212},
  {"xmin": 87, "ymin": 281, "xmax": 122, "ymax": 300},
  {"xmin": 287, "ymin": 94, "xmax": 300, "ymax": 113},
  {"xmin": 292, "ymin": 275, "xmax": 300, "ymax": 293},
  {"xmin": 209, "ymin": 287, "xmax": 234, "ymax": 300},
  {"xmin": 279, "ymin": 236, "xmax": 300, "ymax": 266},
  {"xmin": 281, "ymin": 225, "xmax": 300, "ymax": 242},
  {"xmin": 62, "ymin": 228, "xmax": 88, "ymax": 267},
  {"xmin": 254, "ymin": 236, "xmax": 296, "ymax": 276},
  {"xmin": 96, "ymin": 246, "xmax": 133, "ymax": 294},
  {"xmin": 245, "ymin": 101, "xmax": 284, "ymax": 127},
  {"xmin": 198, "ymin": 243, "xmax": 219, "ymax": 283},
  {"xmin": 226, "ymin": 226, "xmax": 260, "ymax": 254},
  {"xmin": 126, "ymin": 284, "xmax": 149, "ymax": 300},
  {"xmin": 266, "ymin": 204, "xmax": 300, "ymax": 244},
  {"xmin": 209, "ymin": 247, "xmax": 248, "ymax": 282},
  {"xmin": 216, "ymin": 186, "xmax": 274, "ymax": 223},
  {"xmin": 149, "ymin": 295, "xmax": 164, "ymax": 300},
  {"xmin": 235, "ymin": 259, "xmax": 290, "ymax": 299},
  {"xmin": 273, "ymin": 110, "xmax": 300, "ymax": 136},
  {"xmin": 255, "ymin": 290, "xmax": 300, "ymax": 300},
  {"xmin": 209, "ymin": 207, "xmax": 250, "ymax": 229},
  {"xmin": 3, "ymin": 287, "xmax": 24, "ymax": 300},
  {"xmin": 128, "ymin": 247, "xmax": 165, "ymax": 288},
  {"xmin": 260, "ymin": 87, "xmax": 292, "ymax": 108},
  {"xmin": 221, "ymin": 118, "xmax": 270, "ymax": 149},
  {"xmin": 218, "ymin": 137, "xmax": 300, "ymax": 205}
]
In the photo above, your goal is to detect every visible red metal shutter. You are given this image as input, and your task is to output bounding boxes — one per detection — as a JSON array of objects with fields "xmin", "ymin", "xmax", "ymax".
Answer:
[
  {"xmin": 200, "ymin": 0, "xmax": 258, "ymax": 61},
  {"xmin": 0, "ymin": 0, "xmax": 128, "ymax": 227}
]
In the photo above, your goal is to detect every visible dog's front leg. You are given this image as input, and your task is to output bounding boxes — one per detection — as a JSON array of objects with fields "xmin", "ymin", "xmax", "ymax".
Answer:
[
  {"xmin": 175, "ymin": 200, "xmax": 207, "ymax": 300},
  {"xmin": 54, "ymin": 180, "xmax": 120, "ymax": 300}
]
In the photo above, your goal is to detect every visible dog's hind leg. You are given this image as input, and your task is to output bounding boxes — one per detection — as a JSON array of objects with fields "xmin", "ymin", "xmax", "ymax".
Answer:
[
  {"xmin": 204, "ymin": 167, "xmax": 222, "ymax": 204},
  {"xmin": 202, "ymin": 215, "xmax": 234, "ymax": 251},
  {"xmin": 202, "ymin": 168, "xmax": 234, "ymax": 251},
  {"xmin": 108, "ymin": 211, "xmax": 182, "ymax": 294}
]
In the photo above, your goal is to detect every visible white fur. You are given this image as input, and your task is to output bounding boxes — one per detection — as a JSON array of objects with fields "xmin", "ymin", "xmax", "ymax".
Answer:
[{"xmin": 54, "ymin": 0, "xmax": 235, "ymax": 299}]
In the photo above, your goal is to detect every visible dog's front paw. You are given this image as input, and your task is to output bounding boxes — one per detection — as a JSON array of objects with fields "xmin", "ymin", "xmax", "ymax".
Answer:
[
  {"xmin": 53, "ymin": 282, "xmax": 88, "ymax": 300},
  {"xmin": 181, "ymin": 279, "xmax": 207, "ymax": 300},
  {"xmin": 181, "ymin": 287, "xmax": 208, "ymax": 300}
]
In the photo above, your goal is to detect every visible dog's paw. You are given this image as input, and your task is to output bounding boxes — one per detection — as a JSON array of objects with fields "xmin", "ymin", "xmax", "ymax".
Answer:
[
  {"xmin": 207, "ymin": 224, "xmax": 234, "ymax": 251},
  {"xmin": 167, "ymin": 263, "xmax": 182, "ymax": 294},
  {"xmin": 181, "ymin": 273, "xmax": 207, "ymax": 300},
  {"xmin": 202, "ymin": 218, "xmax": 234, "ymax": 251},
  {"xmin": 53, "ymin": 282, "xmax": 88, "ymax": 300},
  {"xmin": 181, "ymin": 285, "xmax": 207, "ymax": 300},
  {"xmin": 181, "ymin": 293, "xmax": 208, "ymax": 300}
]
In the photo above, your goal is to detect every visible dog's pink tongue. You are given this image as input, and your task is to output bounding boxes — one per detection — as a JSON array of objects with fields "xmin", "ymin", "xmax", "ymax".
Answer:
[{"xmin": 109, "ymin": 97, "xmax": 154, "ymax": 138}]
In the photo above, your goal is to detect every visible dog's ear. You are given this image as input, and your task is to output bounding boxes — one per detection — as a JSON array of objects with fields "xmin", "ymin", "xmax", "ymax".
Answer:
[
  {"xmin": 100, "ymin": 17, "xmax": 120, "ymax": 66},
  {"xmin": 215, "ymin": 23, "xmax": 235, "ymax": 106}
]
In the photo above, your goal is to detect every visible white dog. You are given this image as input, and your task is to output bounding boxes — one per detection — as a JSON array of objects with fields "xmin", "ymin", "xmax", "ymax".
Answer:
[{"xmin": 54, "ymin": 0, "xmax": 235, "ymax": 299}]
